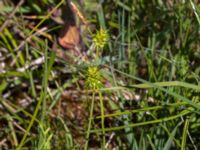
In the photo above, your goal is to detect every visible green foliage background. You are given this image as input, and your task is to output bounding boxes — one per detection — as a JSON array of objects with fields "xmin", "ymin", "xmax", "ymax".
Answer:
[{"xmin": 0, "ymin": 0, "xmax": 200, "ymax": 149}]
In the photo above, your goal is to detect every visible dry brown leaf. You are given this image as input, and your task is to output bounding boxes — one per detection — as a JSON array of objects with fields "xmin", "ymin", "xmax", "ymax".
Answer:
[{"xmin": 58, "ymin": 24, "xmax": 80, "ymax": 49}]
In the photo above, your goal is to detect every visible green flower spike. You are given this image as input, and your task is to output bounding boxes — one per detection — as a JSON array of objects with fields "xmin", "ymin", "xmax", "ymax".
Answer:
[
  {"xmin": 85, "ymin": 66, "xmax": 103, "ymax": 90},
  {"xmin": 92, "ymin": 28, "xmax": 108, "ymax": 49}
]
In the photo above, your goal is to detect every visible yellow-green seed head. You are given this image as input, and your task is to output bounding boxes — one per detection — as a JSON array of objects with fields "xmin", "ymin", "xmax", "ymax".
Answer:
[
  {"xmin": 85, "ymin": 66, "xmax": 103, "ymax": 90},
  {"xmin": 92, "ymin": 28, "xmax": 108, "ymax": 49}
]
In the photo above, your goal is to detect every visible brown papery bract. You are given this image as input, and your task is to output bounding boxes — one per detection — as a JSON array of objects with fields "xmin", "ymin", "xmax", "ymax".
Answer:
[
  {"xmin": 58, "ymin": 0, "xmax": 80, "ymax": 50},
  {"xmin": 58, "ymin": 24, "xmax": 80, "ymax": 49}
]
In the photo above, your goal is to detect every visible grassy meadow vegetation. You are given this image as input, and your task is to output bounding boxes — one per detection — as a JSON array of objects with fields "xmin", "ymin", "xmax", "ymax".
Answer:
[{"xmin": 1, "ymin": 0, "xmax": 200, "ymax": 149}]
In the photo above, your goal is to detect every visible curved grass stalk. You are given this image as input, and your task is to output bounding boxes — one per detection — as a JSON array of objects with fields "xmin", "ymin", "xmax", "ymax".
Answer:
[
  {"xmin": 98, "ymin": 81, "xmax": 200, "ymax": 91},
  {"xmin": 90, "ymin": 110, "xmax": 191, "ymax": 133},
  {"xmin": 110, "ymin": 68, "xmax": 200, "ymax": 110},
  {"xmin": 96, "ymin": 102, "xmax": 188, "ymax": 119}
]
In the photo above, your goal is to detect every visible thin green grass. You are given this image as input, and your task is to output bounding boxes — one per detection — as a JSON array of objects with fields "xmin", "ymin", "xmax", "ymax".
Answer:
[
  {"xmin": 90, "ymin": 110, "xmax": 191, "ymax": 133},
  {"xmin": 84, "ymin": 92, "xmax": 95, "ymax": 150},
  {"xmin": 17, "ymin": 40, "xmax": 51, "ymax": 149}
]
